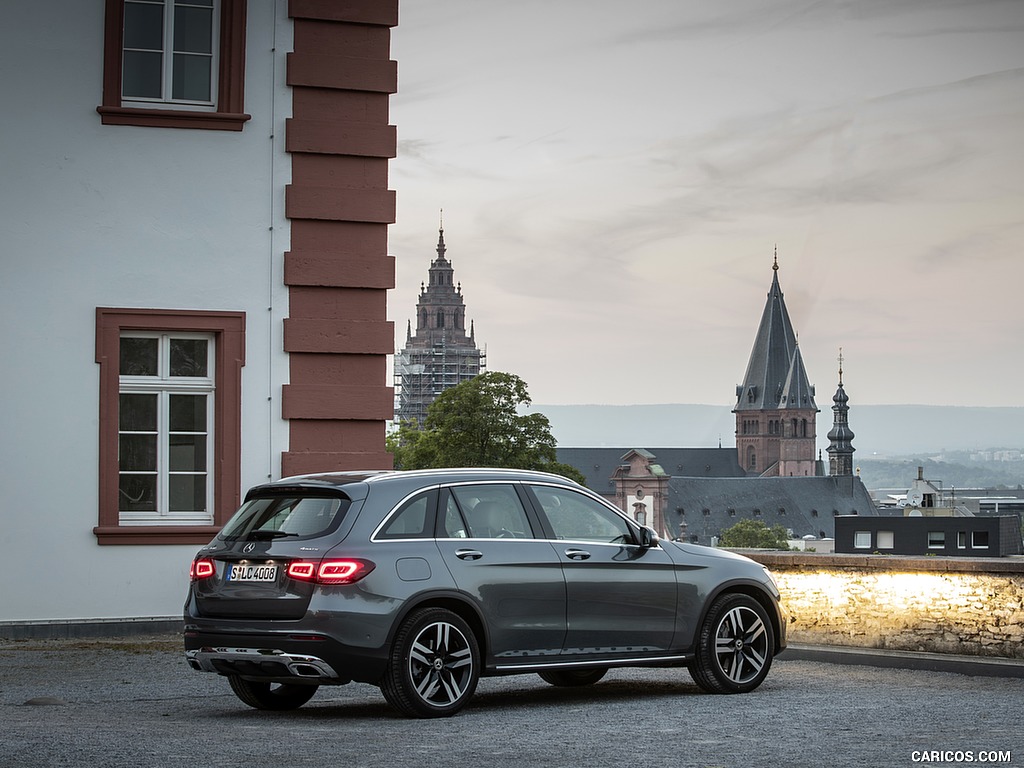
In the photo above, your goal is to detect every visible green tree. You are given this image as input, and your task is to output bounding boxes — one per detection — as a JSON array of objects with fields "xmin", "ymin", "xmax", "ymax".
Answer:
[
  {"xmin": 718, "ymin": 519, "xmax": 792, "ymax": 550},
  {"xmin": 388, "ymin": 371, "xmax": 586, "ymax": 485}
]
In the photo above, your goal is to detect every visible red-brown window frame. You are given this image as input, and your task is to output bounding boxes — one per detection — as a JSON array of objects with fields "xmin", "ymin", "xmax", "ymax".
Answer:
[
  {"xmin": 95, "ymin": 308, "xmax": 246, "ymax": 544},
  {"xmin": 97, "ymin": 0, "xmax": 251, "ymax": 131}
]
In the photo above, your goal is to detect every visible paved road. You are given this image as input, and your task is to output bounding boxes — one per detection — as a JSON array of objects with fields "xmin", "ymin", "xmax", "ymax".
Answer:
[{"xmin": 2, "ymin": 634, "xmax": 1021, "ymax": 768}]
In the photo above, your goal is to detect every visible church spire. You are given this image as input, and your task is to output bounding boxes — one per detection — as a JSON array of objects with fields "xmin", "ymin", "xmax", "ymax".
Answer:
[
  {"xmin": 734, "ymin": 252, "xmax": 812, "ymax": 412},
  {"xmin": 827, "ymin": 348, "xmax": 856, "ymax": 476}
]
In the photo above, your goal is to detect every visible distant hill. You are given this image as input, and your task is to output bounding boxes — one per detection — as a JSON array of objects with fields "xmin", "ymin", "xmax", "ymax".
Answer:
[{"xmin": 536, "ymin": 403, "xmax": 1024, "ymax": 456}]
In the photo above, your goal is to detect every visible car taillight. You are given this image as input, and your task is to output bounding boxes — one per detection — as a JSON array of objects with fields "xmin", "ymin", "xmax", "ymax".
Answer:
[
  {"xmin": 287, "ymin": 559, "xmax": 375, "ymax": 585},
  {"xmin": 190, "ymin": 558, "xmax": 215, "ymax": 580}
]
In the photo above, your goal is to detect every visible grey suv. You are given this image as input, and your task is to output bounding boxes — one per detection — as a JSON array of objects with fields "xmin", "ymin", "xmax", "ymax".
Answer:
[{"xmin": 185, "ymin": 468, "xmax": 786, "ymax": 717}]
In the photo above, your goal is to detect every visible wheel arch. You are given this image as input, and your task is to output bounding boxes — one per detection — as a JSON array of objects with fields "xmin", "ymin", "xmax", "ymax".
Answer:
[
  {"xmin": 387, "ymin": 590, "xmax": 490, "ymax": 660},
  {"xmin": 696, "ymin": 580, "xmax": 784, "ymax": 653}
]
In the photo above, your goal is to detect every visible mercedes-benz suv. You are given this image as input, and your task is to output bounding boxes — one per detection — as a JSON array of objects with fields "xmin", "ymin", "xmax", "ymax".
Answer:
[{"xmin": 184, "ymin": 468, "xmax": 786, "ymax": 717}]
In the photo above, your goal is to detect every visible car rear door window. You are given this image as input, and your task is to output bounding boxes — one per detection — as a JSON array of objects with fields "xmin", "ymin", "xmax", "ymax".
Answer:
[{"xmin": 448, "ymin": 484, "xmax": 533, "ymax": 539}]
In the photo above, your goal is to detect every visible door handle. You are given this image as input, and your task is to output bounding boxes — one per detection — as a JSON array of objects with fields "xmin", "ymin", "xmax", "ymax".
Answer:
[
  {"xmin": 564, "ymin": 548, "xmax": 591, "ymax": 561},
  {"xmin": 456, "ymin": 549, "xmax": 483, "ymax": 561}
]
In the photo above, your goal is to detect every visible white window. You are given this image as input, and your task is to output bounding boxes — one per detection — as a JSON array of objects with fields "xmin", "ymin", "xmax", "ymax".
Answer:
[
  {"xmin": 971, "ymin": 531, "xmax": 990, "ymax": 549},
  {"xmin": 876, "ymin": 531, "xmax": 894, "ymax": 550},
  {"xmin": 122, "ymin": 0, "xmax": 219, "ymax": 108},
  {"xmin": 119, "ymin": 332, "xmax": 215, "ymax": 524},
  {"xmin": 853, "ymin": 531, "xmax": 871, "ymax": 549},
  {"xmin": 927, "ymin": 531, "xmax": 945, "ymax": 549}
]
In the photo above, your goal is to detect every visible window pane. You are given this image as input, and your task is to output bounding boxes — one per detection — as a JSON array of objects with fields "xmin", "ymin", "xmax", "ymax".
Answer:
[
  {"xmin": 876, "ymin": 531, "xmax": 894, "ymax": 549},
  {"xmin": 120, "ymin": 434, "xmax": 157, "ymax": 471},
  {"xmin": 531, "ymin": 487, "xmax": 630, "ymax": 544},
  {"xmin": 169, "ymin": 338, "xmax": 208, "ymax": 377},
  {"xmin": 124, "ymin": 2, "xmax": 165, "ymax": 50},
  {"xmin": 169, "ymin": 394, "xmax": 206, "ymax": 432},
  {"xmin": 972, "ymin": 531, "xmax": 990, "ymax": 548},
  {"xmin": 120, "ymin": 338, "xmax": 158, "ymax": 376},
  {"xmin": 120, "ymin": 474, "xmax": 157, "ymax": 512},
  {"xmin": 169, "ymin": 474, "xmax": 206, "ymax": 512},
  {"xmin": 169, "ymin": 433, "xmax": 207, "ymax": 472},
  {"xmin": 174, "ymin": 5, "xmax": 213, "ymax": 53},
  {"xmin": 119, "ymin": 393, "xmax": 158, "ymax": 431},
  {"xmin": 379, "ymin": 493, "xmax": 432, "ymax": 539},
  {"xmin": 122, "ymin": 50, "xmax": 163, "ymax": 98},
  {"xmin": 172, "ymin": 54, "xmax": 212, "ymax": 101},
  {"xmin": 451, "ymin": 485, "xmax": 532, "ymax": 539}
]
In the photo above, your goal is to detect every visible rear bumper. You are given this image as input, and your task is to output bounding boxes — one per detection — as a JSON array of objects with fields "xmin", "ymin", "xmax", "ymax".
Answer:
[
  {"xmin": 183, "ymin": 625, "xmax": 389, "ymax": 684},
  {"xmin": 186, "ymin": 646, "xmax": 342, "ymax": 683}
]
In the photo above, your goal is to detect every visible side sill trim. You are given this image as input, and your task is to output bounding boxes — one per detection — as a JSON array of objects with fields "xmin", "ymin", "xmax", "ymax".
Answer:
[{"xmin": 494, "ymin": 653, "xmax": 692, "ymax": 672}]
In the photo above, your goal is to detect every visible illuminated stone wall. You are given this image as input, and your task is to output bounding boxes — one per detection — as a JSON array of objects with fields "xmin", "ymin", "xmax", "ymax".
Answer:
[{"xmin": 745, "ymin": 553, "xmax": 1024, "ymax": 659}]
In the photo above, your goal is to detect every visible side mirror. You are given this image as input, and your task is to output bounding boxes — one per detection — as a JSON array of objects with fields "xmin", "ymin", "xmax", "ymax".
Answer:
[{"xmin": 637, "ymin": 526, "xmax": 657, "ymax": 549}]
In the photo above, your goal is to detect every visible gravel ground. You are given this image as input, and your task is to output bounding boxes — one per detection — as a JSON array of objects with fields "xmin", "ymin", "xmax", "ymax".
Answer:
[{"xmin": 1, "ymin": 634, "xmax": 1021, "ymax": 768}]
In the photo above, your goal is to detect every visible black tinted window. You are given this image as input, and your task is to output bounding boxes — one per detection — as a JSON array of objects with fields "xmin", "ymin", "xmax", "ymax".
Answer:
[{"xmin": 219, "ymin": 494, "xmax": 349, "ymax": 541}]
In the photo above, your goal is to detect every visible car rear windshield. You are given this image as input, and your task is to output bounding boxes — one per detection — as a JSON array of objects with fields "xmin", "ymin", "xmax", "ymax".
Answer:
[{"xmin": 218, "ymin": 493, "xmax": 351, "ymax": 542}]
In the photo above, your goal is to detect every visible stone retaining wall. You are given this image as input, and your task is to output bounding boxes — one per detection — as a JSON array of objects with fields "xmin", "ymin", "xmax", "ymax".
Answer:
[{"xmin": 743, "ymin": 552, "xmax": 1024, "ymax": 659}]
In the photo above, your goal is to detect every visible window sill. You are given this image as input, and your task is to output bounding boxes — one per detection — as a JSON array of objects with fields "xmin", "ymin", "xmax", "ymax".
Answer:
[
  {"xmin": 94, "ymin": 525, "xmax": 221, "ymax": 545},
  {"xmin": 97, "ymin": 106, "xmax": 251, "ymax": 131}
]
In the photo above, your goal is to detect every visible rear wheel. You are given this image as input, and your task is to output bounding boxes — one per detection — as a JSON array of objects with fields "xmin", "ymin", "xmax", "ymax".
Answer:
[
  {"xmin": 381, "ymin": 607, "xmax": 480, "ymax": 718},
  {"xmin": 690, "ymin": 593, "xmax": 774, "ymax": 694},
  {"xmin": 227, "ymin": 676, "xmax": 319, "ymax": 710},
  {"xmin": 537, "ymin": 667, "xmax": 608, "ymax": 687}
]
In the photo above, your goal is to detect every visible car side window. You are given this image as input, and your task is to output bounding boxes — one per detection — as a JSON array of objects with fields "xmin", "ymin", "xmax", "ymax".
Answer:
[
  {"xmin": 378, "ymin": 491, "xmax": 434, "ymax": 539},
  {"xmin": 449, "ymin": 484, "xmax": 533, "ymax": 539},
  {"xmin": 441, "ymin": 493, "xmax": 469, "ymax": 538},
  {"xmin": 531, "ymin": 486, "xmax": 634, "ymax": 544}
]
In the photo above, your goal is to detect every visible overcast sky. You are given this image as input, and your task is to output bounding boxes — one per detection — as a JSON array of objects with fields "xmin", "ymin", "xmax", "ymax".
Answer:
[{"xmin": 387, "ymin": 0, "xmax": 1024, "ymax": 408}]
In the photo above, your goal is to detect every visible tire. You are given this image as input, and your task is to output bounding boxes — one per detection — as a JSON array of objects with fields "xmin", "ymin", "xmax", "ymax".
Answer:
[
  {"xmin": 227, "ymin": 675, "xmax": 319, "ymax": 710},
  {"xmin": 381, "ymin": 607, "xmax": 480, "ymax": 718},
  {"xmin": 537, "ymin": 667, "xmax": 608, "ymax": 687},
  {"xmin": 690, "ymin": 593, "xmax": 774, "ymax": 694}
]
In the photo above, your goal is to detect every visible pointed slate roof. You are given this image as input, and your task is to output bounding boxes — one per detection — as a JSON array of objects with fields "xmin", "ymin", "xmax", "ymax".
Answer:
[
  {"xmin": 780, "ymin": 342, "xmax": 817, "ymax": 411},
  {"xmin": 735, "ymin": 257, "xmax": 814, "ymax": 411}
]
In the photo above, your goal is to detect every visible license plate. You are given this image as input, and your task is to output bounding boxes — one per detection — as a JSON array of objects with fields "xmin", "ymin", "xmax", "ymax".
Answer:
[{"xmin": 228, "ymin": 564, "xmax": 278, "ymax": 582}]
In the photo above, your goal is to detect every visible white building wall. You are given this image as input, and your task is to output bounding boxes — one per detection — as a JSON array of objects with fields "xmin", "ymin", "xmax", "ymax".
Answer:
[{"xmin": 0, "ymin": 2, "xmax": 293, "ymax": 623}]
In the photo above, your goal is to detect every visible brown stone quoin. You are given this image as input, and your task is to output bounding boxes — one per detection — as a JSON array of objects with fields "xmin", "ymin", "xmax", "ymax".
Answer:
[{"xmin": 283, "ymin": 0, "xmax": 398, "ymax": 475}]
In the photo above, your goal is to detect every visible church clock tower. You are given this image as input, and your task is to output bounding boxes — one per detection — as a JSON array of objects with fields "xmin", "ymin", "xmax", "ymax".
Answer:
[{"xmin": 394, "ymin": 222, "xmax": 486, "ymax": 425}]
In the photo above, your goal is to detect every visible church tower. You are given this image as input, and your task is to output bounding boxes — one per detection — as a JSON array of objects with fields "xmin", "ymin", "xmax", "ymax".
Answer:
[
  {"xmin": 394, "ymin": 223, "xmax": 486, "ymax": 425},
  {"xmin": 734, "ymin": 254, "xmax": 819, "ymax": 476},
  {"xmin": 826, "ymin": 350, "xmax": 856, "ymax": 476}
]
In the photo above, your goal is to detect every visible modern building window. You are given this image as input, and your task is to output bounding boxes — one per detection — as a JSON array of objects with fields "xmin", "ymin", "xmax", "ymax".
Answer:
[
  {"xmin": 95, "ymin": 308, "xmax": 245, "ymax": 544},
  {"xmin": 876, "ymin": 530, "xmax": 894, "ymax": 550},
  {"xmin": 927, "ymin": 531, "xmax": 946, "ymax": 549},
  {"xmin": 854, "ymin": 531, "xmax": 871, "ymax": 549},
  {"xmin": 972, "ymin": 531, "xmax": 990, "ymax": 549},
  {"xmin": 98, "ymin": 0, "xmax": 249, "ymax": 130},
  {"xmin": 957, "ymin": 531, "xmax": 967, "ymax": 549}
]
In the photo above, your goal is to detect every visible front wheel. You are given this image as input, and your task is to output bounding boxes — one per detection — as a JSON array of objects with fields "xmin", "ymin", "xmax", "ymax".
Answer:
[
  {"xmin": 690, "ymin": 593, "xmax": 774, "ymax": 694},
  {"xmin": 538, "ymin": 667, "xmax": 608, "ymax": 687},
  {"xmin": 381, "ymin": 607, "xmax": 480, "ymax": 718},
  {"xmin": 227, "ymin": 676, "xmax": 319, "ymax": 710}
]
